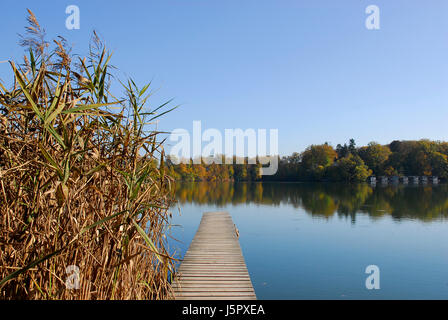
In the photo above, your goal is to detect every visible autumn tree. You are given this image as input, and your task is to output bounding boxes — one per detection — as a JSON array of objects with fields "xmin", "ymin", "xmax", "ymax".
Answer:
[{"xmin": 358, "ymin": 142, "xmax": 392, "ymax": 175}]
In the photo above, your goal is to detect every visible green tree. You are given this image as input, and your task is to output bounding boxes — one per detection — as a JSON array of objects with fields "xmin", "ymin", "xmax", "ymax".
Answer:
[
  {"xmin": 301, "ymin": 144, "xmax": 337, "ymax": 175},
  {"xmin": 358, "ymin": 142, "xmax": 392, "ymax": 175},
  {"xmin": 430, "ymin": 152, "xmax": 448, "ymax": 178},
  {"xmin": 329, "ymin": 154, "xmax": 372, "ymax": 182}
]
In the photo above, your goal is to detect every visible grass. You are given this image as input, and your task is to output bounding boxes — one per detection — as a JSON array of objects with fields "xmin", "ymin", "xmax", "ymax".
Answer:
[{"xmin": 0, "ymin": 9, "xmax": 177, "ymax": 299}]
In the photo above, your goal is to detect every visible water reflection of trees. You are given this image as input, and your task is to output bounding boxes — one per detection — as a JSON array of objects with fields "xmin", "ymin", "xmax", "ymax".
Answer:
[{"xmin": 175, "ymin": 182, "xmax": 448, "ymax": 222}]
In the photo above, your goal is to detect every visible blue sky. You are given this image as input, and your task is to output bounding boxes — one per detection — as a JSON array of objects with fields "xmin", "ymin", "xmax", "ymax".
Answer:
[{"xmin": 1, "ymin": 1, "xmax": 448, "ymax": 155}]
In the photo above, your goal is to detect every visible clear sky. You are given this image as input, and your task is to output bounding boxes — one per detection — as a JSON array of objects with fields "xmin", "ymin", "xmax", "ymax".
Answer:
[{"xmin": 2, "ymin": 1, "xmax": 448, "ymax": 155}]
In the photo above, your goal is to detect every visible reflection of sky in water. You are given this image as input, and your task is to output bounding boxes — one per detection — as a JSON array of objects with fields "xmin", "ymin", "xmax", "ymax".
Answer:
[{"xmin": 168, "ymin": 183, "xmax": 448, "ymax": 299}]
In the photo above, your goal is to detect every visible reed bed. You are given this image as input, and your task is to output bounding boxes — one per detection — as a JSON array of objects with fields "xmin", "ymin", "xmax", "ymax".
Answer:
[{"xmin": 0, "ymin": 10, "xmax": 177, "ymax": 299}]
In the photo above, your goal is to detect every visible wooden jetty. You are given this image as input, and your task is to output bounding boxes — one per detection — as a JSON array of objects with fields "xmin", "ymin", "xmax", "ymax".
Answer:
[{"xmin": 173, "ymin": 211, "xmax": 256, "ymax": 300}]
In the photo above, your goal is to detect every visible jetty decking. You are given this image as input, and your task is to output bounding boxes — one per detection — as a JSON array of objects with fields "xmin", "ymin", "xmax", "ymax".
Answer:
[{"xmin": 173, "ymin": 211, "xmax": 256, "ymax": 300}]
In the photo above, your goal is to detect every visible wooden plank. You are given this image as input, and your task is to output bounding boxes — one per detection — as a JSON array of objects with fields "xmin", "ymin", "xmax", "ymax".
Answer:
[
  {"xmin": 173, "ymin": 211, "xmax": 256, "ymax": 300},
  {"xmin": 173, "ymin": 283, "xmax": 254, "ymax": 287},
  {"xmin": 176, "ymin": 292, "xmax": 256, "ymax": 297},
  {"xmin": 176, "ymin": 297, "xmax": 256, "ymax": 300}
]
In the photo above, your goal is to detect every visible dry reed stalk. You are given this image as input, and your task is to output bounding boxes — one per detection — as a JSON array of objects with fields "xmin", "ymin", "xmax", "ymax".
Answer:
[{"xmin": 0, "ymin": 10, "xmax": 178, "ymax": 300}]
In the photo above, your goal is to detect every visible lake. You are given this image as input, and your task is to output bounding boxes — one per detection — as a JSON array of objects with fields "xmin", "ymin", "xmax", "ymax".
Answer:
[{"xmin": 168, "ymin": 182, "xmax": 448, "ymax": 299}]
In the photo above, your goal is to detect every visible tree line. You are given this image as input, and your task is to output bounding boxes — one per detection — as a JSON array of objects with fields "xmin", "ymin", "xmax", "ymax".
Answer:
[{"xmin": 167, "ymin": 139, "xmax": 448, "ymax": 182}]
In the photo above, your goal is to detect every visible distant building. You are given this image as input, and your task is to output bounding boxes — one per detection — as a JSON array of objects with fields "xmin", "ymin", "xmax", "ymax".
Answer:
[
  {"xmin": 409, "ymin": 176, "xmax": 419, "ymax": 184},
  {"xmin": 390, "ymin": 176, "xmax": 399, "ymax": 184},
  {"xmin": 379, "ymin": 176, "xmax": 388, "ymax": 184},
  {"xmin": 366, "ymin": 175, "xmax": 440, "ymax": 185}
]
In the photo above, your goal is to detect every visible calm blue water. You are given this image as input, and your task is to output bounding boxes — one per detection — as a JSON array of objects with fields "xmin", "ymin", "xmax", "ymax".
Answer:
[{"xmin": 168, "ymin": 182, "xmax": 448, "ymax": 299}]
